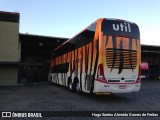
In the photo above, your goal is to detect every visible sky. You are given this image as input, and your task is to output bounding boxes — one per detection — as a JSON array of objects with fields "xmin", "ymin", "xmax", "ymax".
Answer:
[{"xmin": 1, "ymin": 0, "xmax": 160, "ymax": 45}]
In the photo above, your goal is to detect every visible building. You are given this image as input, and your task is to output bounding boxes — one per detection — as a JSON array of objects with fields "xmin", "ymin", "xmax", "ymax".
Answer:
[
  {"xmin": 19, "ymin": 34, "xmax": 67, "ymax": 83},
  {"xmin": 0, "ymin": 11, "xmax": 67, "ymax": 85},
  {"xmin": 141, "ymin": 45, "xmax": 160, "ymax": 79},
  {"xmin": 0, "ymin": 11, "xmax": 160, "ymax": 85},
  {"xmin": 0, "ymin": 11, "xmax": 20, "ymax": 85}
]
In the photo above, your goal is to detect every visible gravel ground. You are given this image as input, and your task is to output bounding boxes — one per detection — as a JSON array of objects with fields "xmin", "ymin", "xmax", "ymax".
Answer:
[{"xmin": 0, "ymin": 80, "xmax": 160, "ymax": 120}]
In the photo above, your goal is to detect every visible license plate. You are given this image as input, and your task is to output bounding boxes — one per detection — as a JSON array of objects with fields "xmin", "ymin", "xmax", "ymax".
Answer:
[{"xmin": 119, "ymin": 85, "xmax": 127, "ymax": 89}]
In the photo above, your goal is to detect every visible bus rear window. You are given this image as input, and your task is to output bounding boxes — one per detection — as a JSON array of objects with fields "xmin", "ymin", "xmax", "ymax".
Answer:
[{"xmin": 102, "ymin": 20, "xmax": 140, "ymax": 39}]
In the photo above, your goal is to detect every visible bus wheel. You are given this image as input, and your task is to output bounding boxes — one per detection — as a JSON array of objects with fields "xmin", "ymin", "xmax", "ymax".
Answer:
[
  {"xmin": 50, "ymin": 76, "xmax": 53, "ymax": 85},
  {"xmin": 76, "ymin": 82, "xmax": 82, "ymax": 94},
  {"xmin": 68, "ymin": 80, "xmax": 73, "ymax": 91}
]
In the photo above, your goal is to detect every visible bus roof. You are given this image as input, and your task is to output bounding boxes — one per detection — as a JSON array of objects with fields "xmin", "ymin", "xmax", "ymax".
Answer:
[{"xmin": 53, "ymin": 18, "xmax": 138, "ymax": 52}]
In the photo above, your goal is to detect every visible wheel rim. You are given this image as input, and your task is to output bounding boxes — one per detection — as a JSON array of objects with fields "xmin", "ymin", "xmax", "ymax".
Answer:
[
  {"xmin": 76, "ymin": 83, "xmax": 80, "ymax": 93},
  {"xmin": 69, "ymin": 81, "xmax": 72, "ymax": 90}
]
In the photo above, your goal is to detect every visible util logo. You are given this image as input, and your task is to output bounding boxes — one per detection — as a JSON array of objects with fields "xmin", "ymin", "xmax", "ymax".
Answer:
[{"xmin": 112, "ymin": 23, "xmax": 131, "ymax": 32}]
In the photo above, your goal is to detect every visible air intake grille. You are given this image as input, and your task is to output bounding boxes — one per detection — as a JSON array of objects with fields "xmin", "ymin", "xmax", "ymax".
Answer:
[{"xmin": 106, "ymin": 48, "xmax": 137, "ymax": 73}]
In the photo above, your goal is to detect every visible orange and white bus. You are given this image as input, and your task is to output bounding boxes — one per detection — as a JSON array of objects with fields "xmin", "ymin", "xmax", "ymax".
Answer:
[{"xmin": 49, "ymin": 18, "xmax": 141, "ymax": 94}]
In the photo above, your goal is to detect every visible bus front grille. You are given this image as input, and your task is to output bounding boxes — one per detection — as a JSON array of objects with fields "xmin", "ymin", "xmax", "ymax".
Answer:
[{"xmin": 106, "ymin": 48, "xmax": 137, "ymax": 73}]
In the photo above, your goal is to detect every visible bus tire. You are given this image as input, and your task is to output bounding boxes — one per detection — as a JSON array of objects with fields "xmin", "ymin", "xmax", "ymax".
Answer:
[
  {"xmin": 74, "ymin": 78, "xmax": 82, "ymax": 94},
  {"xmin": 68, "ymin": 81, "xmax": 72, "ymax": 91},
  {"xmin": 49, "ymin": 75, "xmax": 53, "ymax": 85},
  {"xmin": 68, "ymin": 79, "xmax": 73, "ymax": 91},
  {"xmin": 75, "ymin": 81, "xmax": 82, "ymax": 94}
]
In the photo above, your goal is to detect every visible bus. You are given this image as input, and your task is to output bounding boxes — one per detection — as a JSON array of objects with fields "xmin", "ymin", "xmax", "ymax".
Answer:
[{"xmin": 49, "ymin": 18, "xmax": 141, "ymax": 94}]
